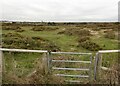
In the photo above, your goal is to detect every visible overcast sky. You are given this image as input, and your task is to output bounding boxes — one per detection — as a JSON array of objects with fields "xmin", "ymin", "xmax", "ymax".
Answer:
[{"xmin": 0, "ymin": 0, "xmax": 119, "ymax": 22}]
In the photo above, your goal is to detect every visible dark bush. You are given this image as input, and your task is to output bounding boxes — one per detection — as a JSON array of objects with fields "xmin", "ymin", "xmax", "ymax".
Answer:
[
  {"xmin": 57, "ymin": 31, "xmax": 65, "ymax": 34},
  {"xmin": 15, "ymin": 29, "xmax": 25, "ymax": 32},
  {"xmin": 78, "ymin": 40, "xmax": 102, "ymax": 51},
  {"xmin": 78, "ymin": 36, "xmax": 90, "ymax": 43}
]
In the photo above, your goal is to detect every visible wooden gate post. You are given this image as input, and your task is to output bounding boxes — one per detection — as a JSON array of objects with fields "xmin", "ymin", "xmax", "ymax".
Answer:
[
  {"xmin": 94, "ymin": 52, "xmax": 100, "ymax": 80},
  {"xmin": 41, "ymin": 52, "xmax": 48, "ymax": 75},
  {"xmin": 47, "ymin": 51, "xmax": 52, "ymax": 74}
]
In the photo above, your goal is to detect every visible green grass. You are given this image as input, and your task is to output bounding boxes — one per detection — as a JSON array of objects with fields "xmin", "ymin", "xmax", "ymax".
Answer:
[
  {"xmin": 91, "ymin": 36, "xmax": 118, "ymax": 50},
  {"xmin": 3, "ymin": 52, "xmax": 43, "ymax": 77}
]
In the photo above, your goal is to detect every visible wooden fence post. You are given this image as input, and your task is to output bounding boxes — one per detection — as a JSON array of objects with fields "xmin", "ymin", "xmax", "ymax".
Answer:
[{"xmin": 0, "ymin": 51, "xmax": 2, "ymax": 85}]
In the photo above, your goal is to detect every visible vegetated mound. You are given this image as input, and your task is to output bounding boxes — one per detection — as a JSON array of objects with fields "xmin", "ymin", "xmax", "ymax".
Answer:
[
  {"xmin": 31, "ymin": 26, "xmax": 59, "ymax": 31},
  {"xmin": 77, "ymin": 36, "xmax": 102, "ymax": 51},
  {"xmin": 2, "ymin": 26, "xmax": 25, "ymax": 32},
  {"xmin": 2, "ymin": 33, "xmax": 60, "ymax": 51},
  {"xmin": 58, "ymin": 28, "xmax": 91, "ymax": 37}
]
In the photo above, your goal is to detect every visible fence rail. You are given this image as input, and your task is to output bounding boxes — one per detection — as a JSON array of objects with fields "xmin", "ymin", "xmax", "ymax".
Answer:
[
  {"xmin": 98, "ymin": 50, "xmax": 120, "ymax": 53},
  {"xmin": 0, "ymin": 48, "xmax": 47, "ymax": 53}
]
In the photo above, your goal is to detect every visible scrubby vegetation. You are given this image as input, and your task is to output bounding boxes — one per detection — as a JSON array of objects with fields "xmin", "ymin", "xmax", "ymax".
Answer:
[
  {"xmin": 77, "ymin": 36, "xmax": 102, "ymax": 51},
  {"xmin": 2, "ymin": 26, "xmax": 21, "ymax": 30},
  {"xmin": 58, "ymin": 28, "xmax": 91, "ymax": 37},
  {"xmin": 2, "ymin": 26, "xmax": 25, "ymax": 32}
]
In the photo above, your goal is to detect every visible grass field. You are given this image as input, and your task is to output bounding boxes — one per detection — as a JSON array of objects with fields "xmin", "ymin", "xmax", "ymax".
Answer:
[{"xmin": 1, "ymin": 22, "xmax": 119, "ymax": 84}]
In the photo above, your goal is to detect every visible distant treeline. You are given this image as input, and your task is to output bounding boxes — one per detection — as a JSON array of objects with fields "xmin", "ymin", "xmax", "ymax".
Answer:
[{"xmin": 2, "ymin": 21, "xmax": 119, "ymax": 26}]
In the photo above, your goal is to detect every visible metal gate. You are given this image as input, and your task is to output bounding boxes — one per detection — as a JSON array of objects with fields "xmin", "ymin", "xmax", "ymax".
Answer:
[{"xmin": 48, "ymin": 51, "xmax": 92, "ymax": 83}]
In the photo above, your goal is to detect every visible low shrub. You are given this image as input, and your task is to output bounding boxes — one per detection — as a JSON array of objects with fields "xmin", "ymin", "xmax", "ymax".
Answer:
[
  {"xmin": 2, "ymin": 26, "xmax": 25, "ymax": 32},
  {"xmin": 2, "ymin": 26, "xmax": 21, "ymax": 30},
  {"xmin": 78, "ymin": 40, "xmax": 102, "ymax": 51},
  {"xmin": 78, "ymin": 36, "xmax": 90, "ymax": 43}
]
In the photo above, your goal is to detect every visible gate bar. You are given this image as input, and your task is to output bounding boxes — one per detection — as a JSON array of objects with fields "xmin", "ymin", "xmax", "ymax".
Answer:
[
  {"xmin": 52, "ymin": 60, "xmax": 91, "ymax": 63},
  {"xmin": 55, "ymin": 74, "xmax": 89, "ymax": 78},
  {"xmin": 52, "ymin": 67, "xmax": 90, "ymax": 71},
  {"xmin": 51, "ymin": 52, "xmax": 92, "ymax": 55}
]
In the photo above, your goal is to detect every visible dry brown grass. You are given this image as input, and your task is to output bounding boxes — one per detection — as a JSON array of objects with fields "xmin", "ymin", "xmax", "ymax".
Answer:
[
  {"xmin": 94, "ymin": 63, "xmax": 119, "ymax": 85},
  {"xmin": 2, "ymin": 53, "xmax": 65, "ymax": 84}
]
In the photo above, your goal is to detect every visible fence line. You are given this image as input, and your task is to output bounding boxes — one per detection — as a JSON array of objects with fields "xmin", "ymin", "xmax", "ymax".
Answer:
[{"xmin": 0, "ymin": 48, "xmax": 120, "ymax": 82}]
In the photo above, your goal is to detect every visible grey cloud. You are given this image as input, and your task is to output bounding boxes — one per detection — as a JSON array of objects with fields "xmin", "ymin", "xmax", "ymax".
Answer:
[{"xmin": 1, "ymin": 0, "xmax": 119, "ymax": 22}]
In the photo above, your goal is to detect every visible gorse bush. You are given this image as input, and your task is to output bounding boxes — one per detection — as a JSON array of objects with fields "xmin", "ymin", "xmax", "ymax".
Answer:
[{"xmin": 78, "ymin": 40, "xmax": 102, "ymax": 51}]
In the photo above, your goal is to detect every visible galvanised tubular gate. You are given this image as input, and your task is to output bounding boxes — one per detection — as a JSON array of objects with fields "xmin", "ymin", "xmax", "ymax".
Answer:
[
  {"xmin": 49, "ymin": 51, "xmax": 93, "ymax": 83},
  {"xmin": 0, "ymin": 48, "xmax": 120, "ymax": 84}
]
